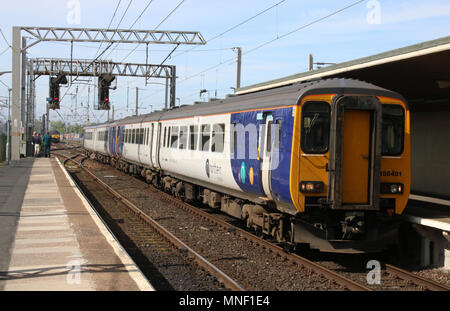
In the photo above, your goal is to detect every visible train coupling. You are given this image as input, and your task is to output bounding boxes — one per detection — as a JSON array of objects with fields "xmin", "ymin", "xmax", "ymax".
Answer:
[{"xmin": 341, "ymin": 212, "xmax": 365, "ymax": 239}]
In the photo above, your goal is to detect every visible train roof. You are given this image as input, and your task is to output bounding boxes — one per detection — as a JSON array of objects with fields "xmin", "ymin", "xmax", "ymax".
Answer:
[{"xmin": 84, "ymin": 78, "xmax": 405, "ymax": 129}]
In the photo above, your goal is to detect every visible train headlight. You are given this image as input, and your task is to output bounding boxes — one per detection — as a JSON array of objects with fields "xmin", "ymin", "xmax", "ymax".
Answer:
[
  {"xmin": 390, "ymin": 184, "xmax": 398, "ymax": 193},
  {"xmin": 381, "ymin": 183, "xmax": 403, "ymax": 194},
  {"xmin": 299, "ymin": 181, "xmax": 324, "ymax": 193}
]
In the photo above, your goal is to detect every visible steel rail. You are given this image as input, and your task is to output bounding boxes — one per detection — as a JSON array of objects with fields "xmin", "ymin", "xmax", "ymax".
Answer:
[
  {"xmin": 56, "ymin": 146, "xmax": 450, "ymax": 291},
  {"xmin": 56, "ymin": 149, "xmax": 370, "ymax": 291},
  {"xmin": 385, "ymin": 264, "xmax": 450, "ymax": 291},
  {"xmin": 61, "ymin": 152, "xmax": 86, "ymax": 165},
  {"xmin": 55, "ymin": 152, "xmax": 245, "ymax": 291},
  {"xmin": 150, "ymin": 186, "xmax": 373, "ymax": 291}
]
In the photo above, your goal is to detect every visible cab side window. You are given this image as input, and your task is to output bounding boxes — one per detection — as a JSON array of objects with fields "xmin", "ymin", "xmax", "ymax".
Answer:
[
  {"xmin": 382, "ymin": 104, "xmax": 404, "ymax": 156},
  {"xmin": 301, "ymin": 101, "xmax": 330, "ymax": 154}
]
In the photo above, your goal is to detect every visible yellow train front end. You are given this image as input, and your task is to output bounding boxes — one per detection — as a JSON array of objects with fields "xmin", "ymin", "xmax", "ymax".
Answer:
[
  {"xmin": 51, "ymin": 132, "xmax": 60, "ymax": 143},
  {"xmin": 289, "ymin": 92, "xmax": 410, "ymax": 252}
]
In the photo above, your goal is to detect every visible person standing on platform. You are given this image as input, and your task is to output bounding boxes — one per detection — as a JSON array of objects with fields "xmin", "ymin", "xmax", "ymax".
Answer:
[
  {"xmin": 32, "ymin": 131, "xmax": 37, "ymax": 154},
  {"xmin": 32, "ymin": 132, "xmax": 42, "ymax": 157},
  {"xmin": 43, "ymin": 132, "xmax": 52, "ymax": 158}
]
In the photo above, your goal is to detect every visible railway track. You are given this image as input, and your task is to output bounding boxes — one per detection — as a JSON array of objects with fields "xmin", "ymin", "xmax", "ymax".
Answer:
[
  {"xmin": 101, "ymin": 160, "xmax": 449, "ymax": 291},
  {"xmin": 53, "ymin": 146, "xmax": 368, "ymax": 291},
  {"xmin": 144, "ymin": 175, "xmax": 371, "ymax": 291},
  {"xmin": 55, "ymin": 149, "xmax": 239, "ymax": 291},
  {"xmin": 52, "ymin": 144, "xmax": 450, "ymax": 291},
  {"xmin": 384, "ymin": 264, "xmax": 450, "ymax": 291}
]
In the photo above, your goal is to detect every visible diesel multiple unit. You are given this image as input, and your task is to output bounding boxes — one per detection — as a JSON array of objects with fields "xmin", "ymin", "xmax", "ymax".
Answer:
[{"xmin": 82, "ymin": 78, "xmax": 410, "ymax": 252}]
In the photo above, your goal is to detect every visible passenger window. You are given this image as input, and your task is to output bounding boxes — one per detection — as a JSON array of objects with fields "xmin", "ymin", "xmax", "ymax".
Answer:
[
  {"xmin": 231, "ymin": 122, "xmax": 237, "ymax": 154},
  {"xmin": 301, "ymin": 101, "xmax": 330, "ymax": 154},
  {"xmin": 171, "ymin": 126, "xmax": 179, "ymax": 148},
  {"xmin": 211, "ymin": 123, "xmax": 224, "ymax": 153},
  {"xmin": 163, "ymin": 127, "xmax": 167, "ymax": 147},
  {"xmin": 201, "ymin": 124, "xmax": 210, "ymax": 151},
  {"xmin": 179, "ymin": 126, "xmax": 188, "ymax": 149},
  {"xmin": 189, "ymin": 125, "xmax": 198, "ymax": 150},
  {"xmin": 275, "ymin": 120, "xmax": 282, "ymax": 151},
  {"xmin": 140, "ymin": 128, "xmax": 144, "ymax": 144},
  {"xmin": 150, "ymin": 127, "xmax": 152, "ymax": 145},
  {"xmin": 149, "ymin": 125, "xmax": 153, "ymax": 145},
  {"xmin": 382, "ymin": 104, "xmax": 404, "ymax": 156},
  {"xmin": 167, "ymin": 127, "xmax": 171, "ymax": 147},
  {"xmin": 266, "ymin": 120, "xmax": 273, "ymax": 153}
]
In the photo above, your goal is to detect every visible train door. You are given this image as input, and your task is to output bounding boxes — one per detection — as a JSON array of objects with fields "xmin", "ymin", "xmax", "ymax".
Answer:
[
  {"xmin": 149, "ymin": 123, "xmax": 154, "ymax": 167},
  {"xmin": 342, "ymin": 110, "xmax": 370, "ymax": 203},
  {"xmin": 328, "ymin": 96, "xmax": 382, "ymax": 210},
  {"xmin": 117, "ymin": 125, "xmax": 124, "ymax": 156},
  {"xmin": 104, "ymin": 127, "xmax": 109, "ymax": 153},
  {"xmin": 260, "ymin": 113, "xmax": 273, "ymax": 199},
  {"xmin": 154, "ymin": 122, "xmax": 162, "ymax": 168},
  {"xmin": 109, "ymin": 126, "xmax": 116, "ymax": 154},
  {"xmin": 137, "ymin": 125, "xmax": 144, "ymax": 164}
]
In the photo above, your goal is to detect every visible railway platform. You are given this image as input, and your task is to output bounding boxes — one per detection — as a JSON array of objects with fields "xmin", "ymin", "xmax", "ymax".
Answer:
[
  {"xmin": 0, "ymin": 157, "xmax": 154, "ymax": 291},
  {"xmin": 404, "ymin": 195, "xmax": 450, "ymax": 232},
  {"xmin": 401, "ymin": 196, "xmax": 450, "ymax": 270}
]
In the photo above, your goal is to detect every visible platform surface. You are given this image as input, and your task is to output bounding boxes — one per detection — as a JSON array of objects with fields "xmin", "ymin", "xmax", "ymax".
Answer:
[
  {"xmin": 402, "ymin": 195, "xmax": 450, "ymax": 232},
  {"xmin": 0, "ymin": 157, "xmax": 153, "ymax": 291}
]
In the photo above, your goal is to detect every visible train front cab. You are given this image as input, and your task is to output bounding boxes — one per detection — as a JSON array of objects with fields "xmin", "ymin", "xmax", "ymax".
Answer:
[{"xmin": 290, "ymin": 93, "xmax": 410, "ymax": 252}]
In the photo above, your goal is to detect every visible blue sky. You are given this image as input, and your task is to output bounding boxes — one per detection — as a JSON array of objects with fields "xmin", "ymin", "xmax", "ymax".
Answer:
[{"xmin": 0, "ymin": 0, "xmax": 449, "ymax": 125}]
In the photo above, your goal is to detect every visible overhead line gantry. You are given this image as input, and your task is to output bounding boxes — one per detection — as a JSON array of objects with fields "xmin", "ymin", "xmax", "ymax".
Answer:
[{"xmin": 10, "ymin": 26, "xmax": 206, "ymax": 161}]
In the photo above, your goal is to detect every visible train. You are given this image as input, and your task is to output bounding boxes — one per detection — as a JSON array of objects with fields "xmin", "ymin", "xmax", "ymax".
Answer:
[
  {"xmin": 82, "ymin": 78, "xmax": 410, "ymax": 253},
  {"xmin": 51, "ymin": 130, "xmax": 61, "ymax": 143}
]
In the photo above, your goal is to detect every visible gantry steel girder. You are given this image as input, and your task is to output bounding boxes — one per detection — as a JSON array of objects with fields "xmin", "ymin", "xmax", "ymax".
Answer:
[
  {"xmin": 32, "ymin": 57, "xmax": 177, "ymax": 112},
  {"xmin": 21, "ymin": 27, "xmax": 206, "ymax": 50},
  {"xmin": 32, "ymin": 58, "xmax": 174, "ymax": 79}
]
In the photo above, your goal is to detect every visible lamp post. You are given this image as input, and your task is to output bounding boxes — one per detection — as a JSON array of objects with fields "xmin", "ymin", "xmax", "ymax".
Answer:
[{"xmin": 6, "ymin": 88, "xmax": 11, "ymax": 164}]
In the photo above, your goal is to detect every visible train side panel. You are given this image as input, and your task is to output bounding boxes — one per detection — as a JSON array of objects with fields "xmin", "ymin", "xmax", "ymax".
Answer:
[{"xmin": 159, "ymin": 114, "xmax": 241, "ymax": 193}]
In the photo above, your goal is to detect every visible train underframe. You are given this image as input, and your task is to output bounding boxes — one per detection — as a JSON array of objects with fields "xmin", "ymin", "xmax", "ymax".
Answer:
[{"xmin": 87, "ymin": 150, "xmax": 400, "ymax": 253}]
